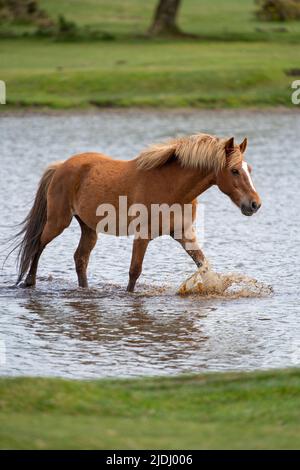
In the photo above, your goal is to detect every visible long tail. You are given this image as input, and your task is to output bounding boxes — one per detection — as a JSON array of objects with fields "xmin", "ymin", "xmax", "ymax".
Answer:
[{"xmin": 11, "ymin": 162, "xmax": 61, "ymax": 284}]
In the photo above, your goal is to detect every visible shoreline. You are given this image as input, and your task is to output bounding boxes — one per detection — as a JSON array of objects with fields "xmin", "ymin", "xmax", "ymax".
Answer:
[{"xmin": 1, "ymin": 105, "xmax": 299, "ymax": 118}]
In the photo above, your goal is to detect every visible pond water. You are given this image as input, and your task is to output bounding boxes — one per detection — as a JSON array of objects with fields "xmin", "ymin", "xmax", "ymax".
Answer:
[{"xmin": 0, "ymin": 109, "xmax": 299, "ymax": 379}]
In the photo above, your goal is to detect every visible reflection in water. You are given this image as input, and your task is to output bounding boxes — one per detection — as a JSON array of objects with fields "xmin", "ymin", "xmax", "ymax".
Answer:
[
  {"xmin": 1, "ymin": 110, "xmax": 300, "ymax": 378},
  {"xmin": 19, "ymin": 285, "xmax": 210, "ymax": 376}
]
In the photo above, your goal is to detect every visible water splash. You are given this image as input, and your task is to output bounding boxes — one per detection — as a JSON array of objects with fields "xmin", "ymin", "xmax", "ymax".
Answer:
[{"xmin": 178, "ymin": 260, "xmax": 273, "ymax": 299}]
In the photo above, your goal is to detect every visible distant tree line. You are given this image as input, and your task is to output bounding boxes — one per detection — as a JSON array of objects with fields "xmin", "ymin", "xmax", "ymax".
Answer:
[
  {"xmin": 1, "ymin": 0, "xmax": 300, "ymax": 38},
  {"xmin": 0, "ymin": 0, "xmax": 183, "ymax": 35},
  {"xmin": 256, "ymin": 0, "xmax": 300, "ymax": 21},
  {"xmin": 0, "ymin": 0, "xmax": 52, "ymax": 25}
]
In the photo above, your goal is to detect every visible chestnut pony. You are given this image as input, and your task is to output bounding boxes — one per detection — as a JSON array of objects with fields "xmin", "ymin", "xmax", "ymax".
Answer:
[{"xmin": 13, "ymin": 133, "xmax": 261, "ymax": 292}]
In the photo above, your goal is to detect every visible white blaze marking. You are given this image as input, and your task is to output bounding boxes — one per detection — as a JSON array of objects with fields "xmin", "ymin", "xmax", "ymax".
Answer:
[{"xmin": 242, "ymin": 161, "xmax": 256, "ymax": 191}]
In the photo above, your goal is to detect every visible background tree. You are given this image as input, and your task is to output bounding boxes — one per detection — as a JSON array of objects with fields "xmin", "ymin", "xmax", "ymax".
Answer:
[
  {"xmin": 255, "ymin": 0, "xmax": 300, "ymax": 21},
  {"xmin": 0, "ymin": 0, "xmax": 51, "ymax": 25},
  {"xmin": 149, "ymin": 0, "xmax": 182, "ymax": 36}
]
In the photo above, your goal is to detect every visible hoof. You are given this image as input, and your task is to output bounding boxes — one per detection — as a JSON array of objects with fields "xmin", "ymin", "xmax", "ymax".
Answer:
[{"xmin": 18, "ymin": 281, "xmax": 35, "ymax": 288}]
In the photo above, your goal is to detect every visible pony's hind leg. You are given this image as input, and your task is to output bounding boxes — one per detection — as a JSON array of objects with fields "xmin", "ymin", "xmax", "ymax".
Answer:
[
  {"xmin": 22, "ymin": 215, "xmax": 72, "ymax": 287},
  {"xmin": 22, "ymin": 246, "xmax": 44, "ymax": 287},
  {"xmin": 74, "ymin": 216, "xmax": 98, "ymax": 288},
  {"xmin": 16, "ymin": 161, "xmax": 73, "ymax": 288}
]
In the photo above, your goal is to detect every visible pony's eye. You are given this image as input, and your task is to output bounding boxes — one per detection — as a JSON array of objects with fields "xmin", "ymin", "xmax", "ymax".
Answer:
[{"xmin": 231, "ymin": 169, "xmax": 239, "ymax": 175}]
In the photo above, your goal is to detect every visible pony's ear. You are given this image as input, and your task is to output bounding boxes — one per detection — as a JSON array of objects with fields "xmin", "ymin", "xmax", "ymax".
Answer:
[
  {"xmin": 239, "ymin": 137, "xmax": 248, "ymax": 154},
  {"xmin": 224, "ymin": 137, "xmax": 235, "ymax": 156}
]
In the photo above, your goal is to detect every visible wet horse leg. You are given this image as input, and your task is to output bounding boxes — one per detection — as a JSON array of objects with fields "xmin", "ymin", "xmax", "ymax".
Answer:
[
  {"xmin": 127, "ymin": 239, "xmax": 150, "ymax": 292},
  {"xmin": 172, "ymin": 232, "xmax": 206, "ymax": 269},
  {"xmin": 23, "ymin": 213, "xmax": 72, "ymax": 287},
  {"xmin": 172, "ymin": 200, "xmax": 208, "ymax": 270},
  {"xmin": 22, "ymin": 245, "xmax": 45, "ymax": 287},
  {"xmin": 74, "ymin": 216, "xmax": 98, "ymax": 288}
]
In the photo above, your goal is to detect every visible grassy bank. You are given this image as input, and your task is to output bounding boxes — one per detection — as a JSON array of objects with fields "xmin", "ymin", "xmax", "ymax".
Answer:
[
  {"xmin": 0, "ymin": 0, "xmax": 300, "ymax": 109},
  {"xmin": 1, "ymin": 369, "xmax": 300, "ymax": 449},
  {"xmin": 1, "ymin": 39, "xmax": 298, "ymax": 109}
]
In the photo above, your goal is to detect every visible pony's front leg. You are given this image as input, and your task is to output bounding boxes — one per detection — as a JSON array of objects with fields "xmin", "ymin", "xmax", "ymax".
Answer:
[
  {"xmin": 127, "ymin": 238, "xmax": 150, "ymax": 292},
  {"xmin": 172, "ymin": 233, "xmax": 207, "ymax": 269}
]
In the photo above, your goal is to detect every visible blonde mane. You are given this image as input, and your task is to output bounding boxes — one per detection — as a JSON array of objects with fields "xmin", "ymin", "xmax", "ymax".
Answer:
[{"xmin": 136, "ymin": 133, "xmax": 242, "ymax": 173}]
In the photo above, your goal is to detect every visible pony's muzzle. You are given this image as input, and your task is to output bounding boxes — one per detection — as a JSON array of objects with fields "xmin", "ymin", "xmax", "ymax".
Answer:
[{"xmin": 241, "ymin": 200, "xmax": 261, "ymax": 216}]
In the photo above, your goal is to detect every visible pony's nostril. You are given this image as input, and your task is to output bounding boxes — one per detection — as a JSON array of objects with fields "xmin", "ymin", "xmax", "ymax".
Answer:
[{"xmin": 251, "ymin": 201, "xmax": 261, "ymax": 211}]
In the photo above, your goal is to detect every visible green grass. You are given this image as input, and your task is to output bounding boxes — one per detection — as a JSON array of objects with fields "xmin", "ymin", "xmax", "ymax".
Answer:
[
  {"xmin": 0, "ymin": 0, "xmax": 300, "ymax": 108},
  {"xmin": 1, "ymin": 369, "xmax": 300, "ymax": 449},
  {"xmin": 1, "ymin": 38, "xmax": 299, "ymax": 108},
  {"xmin": 27, "ymin": 0, "xmax": 300, "ymax": 41}
]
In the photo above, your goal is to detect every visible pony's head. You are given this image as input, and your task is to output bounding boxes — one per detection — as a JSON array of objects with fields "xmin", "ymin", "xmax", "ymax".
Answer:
[
  {"xmin": 215, "ymin": 137, "xmax": 261, "ymax": 216},
  {"xmin": 136, "ymin": 132, "xmax": 261, "ymax": 216}
]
